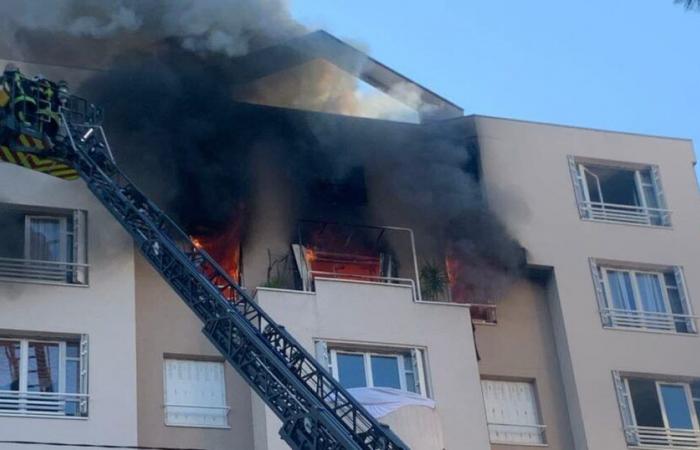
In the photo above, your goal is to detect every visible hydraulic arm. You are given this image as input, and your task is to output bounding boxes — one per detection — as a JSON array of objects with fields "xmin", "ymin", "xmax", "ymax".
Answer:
[{"xmin": 0, "ymin": 66, "xmax": 408, "ymax": 450}]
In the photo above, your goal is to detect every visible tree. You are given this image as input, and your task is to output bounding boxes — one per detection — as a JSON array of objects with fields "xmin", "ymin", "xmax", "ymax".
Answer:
[{"xmin": 676, "ymin": 0, "xmax": 700, "ymax": 9}]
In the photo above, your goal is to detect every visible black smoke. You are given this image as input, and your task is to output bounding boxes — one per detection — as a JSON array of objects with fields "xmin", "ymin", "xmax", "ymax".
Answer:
[{"xmin": 2, "ymin": 0, "xmax": 525, "ymax": 302}]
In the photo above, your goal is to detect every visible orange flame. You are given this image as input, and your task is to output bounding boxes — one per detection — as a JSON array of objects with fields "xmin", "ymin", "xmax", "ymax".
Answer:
[{"xmin": 193, "ymin": 216, "xmax": 242, "ymax": 282}]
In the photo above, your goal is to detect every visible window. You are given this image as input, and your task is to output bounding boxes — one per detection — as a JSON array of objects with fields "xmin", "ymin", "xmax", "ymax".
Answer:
[
  {"xmin": 163, "ymin": 358, "xmax": 229, "ymax": 428},
  {"xmin": 0, "ymin": 334, "xmax": 88, "ymax": 417},
  {"xmin": 591, "ymin": 260, "xmax": 696, "ymax": 333},
  {"xmin": 614, "ymin": 372, "xmax": 700, "ymax": 448},
  {"xmin": 0, "ymin": 203, "xmax": 87, "ymax": 285},
  {"xmin": 315, "ymin": 342, "xmax": 427, "ymax": 396},
  {"xmin": 568, "ymin": 157, "xmax": 670, "ymax": 226},
  {"xmin": 480, "ymin": 379, "xmax": 546, "ymax": 445}
]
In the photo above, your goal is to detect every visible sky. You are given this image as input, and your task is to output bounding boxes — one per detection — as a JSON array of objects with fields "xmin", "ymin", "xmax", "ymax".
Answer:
[{"xmin": 291, "ymin": 1, "xmax": 700, "ymax": 178}]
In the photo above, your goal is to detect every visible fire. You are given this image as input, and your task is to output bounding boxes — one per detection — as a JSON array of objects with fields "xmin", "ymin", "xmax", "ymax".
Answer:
[
  {"xmin": 445, "ymin": 255, "xmax": 469, "ymax": 304},
  {"xmin": 305, "ymin": 247, "xmax": 316, "ymax": 263},
  {"xmin": 193, "ymin": 216, "xmax": 243, "ymax": 282},
  {"xmin": 302, "ymin": 224, "xmax": 381, "ymax": 281},
  {"xmin": 446, "ymin": 253, "xmax": 494, "ymax": 322}
]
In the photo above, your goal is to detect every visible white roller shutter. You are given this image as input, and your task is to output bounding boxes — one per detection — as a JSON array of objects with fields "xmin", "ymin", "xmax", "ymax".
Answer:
[
  {"xmin": 164, "ymin": 359, "xmax": 228, "ymax": 428},
  {"xmin": 480, "ymin": 379, "xmax": 544, "ymax": 444}
]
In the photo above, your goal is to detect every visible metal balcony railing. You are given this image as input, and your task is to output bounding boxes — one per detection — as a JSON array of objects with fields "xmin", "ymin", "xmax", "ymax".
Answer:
[
  {"xmin": 0, "ymin": 390, "xmax": 88, "ymax": 417},
  {"xmin": 581, "ymin": 201, "xmax": 671, "ymax": 226},
  {"xmin": 601, "ymin": 308, "xmax": 698, "ymax": 333},
  {"xmin": 0, "ymin": 257, "xmax": 88, "ymax": 285},
  {"xmin": 487, "ymin": 422, "xmax": 546, "ymax": 445},
  {"xmin": 626, "ymin": 426, "xmax": 700, "ymax": 449}
]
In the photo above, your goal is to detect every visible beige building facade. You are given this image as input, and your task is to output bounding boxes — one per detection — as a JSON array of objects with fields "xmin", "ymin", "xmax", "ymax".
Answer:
[{"xmin": 1, "ymin": 47, "xmax": 699, "ymax": 450}]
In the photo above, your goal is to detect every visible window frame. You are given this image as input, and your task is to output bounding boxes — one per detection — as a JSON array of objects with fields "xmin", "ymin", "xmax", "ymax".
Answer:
[
  {"xmin": 321, "ymin": 344, "xmax": 428, "ymax": 397},
  {"xmin": 568, "ymin": 156, "xmax": 670, "ymax": 227},
  {"xmin": 624, "ymin": 377, "xmax": 700, "ymax": 432},
  {"xmin": 601, "ymin": 267, "xmax": 673, "ymax": 316},
  {"xmin": 591, "ymin": 260, "xmax": 696, "ymax": 334},
  {"xmin": 0, "ymin": 335, "xmax": 88, "ymax": 418},
  {"xmin": 0, "ymin": 203, "xmax": 89, "ymax": 286},
  {"xmin": 330, "ymin": 350, "xmax": 408, "ymax": 391}
]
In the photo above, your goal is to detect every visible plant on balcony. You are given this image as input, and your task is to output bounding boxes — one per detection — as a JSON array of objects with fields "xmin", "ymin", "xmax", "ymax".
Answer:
[{"xmin": 420, "ymin": 262, "xmax": 448, "ymax": 301}]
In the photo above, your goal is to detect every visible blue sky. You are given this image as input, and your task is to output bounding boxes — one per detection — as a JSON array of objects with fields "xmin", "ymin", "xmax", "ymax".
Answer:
[{"xmin": 291, "ymin": 1, "xmax": 700, "ymax": 176}]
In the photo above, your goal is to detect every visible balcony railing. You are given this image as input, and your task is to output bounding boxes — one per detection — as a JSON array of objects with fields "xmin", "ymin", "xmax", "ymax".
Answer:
[
  {"xmin": 581, "ymin": 201, "xmax": 671, "ymax": 226},
  {"xmin": 487, "ymin": 422, "xmax": 546, "ymax": 445},
  {"xmin": 601, "ymin": 308, "xmax": 698, "ymax": 334},
  {"xmin": 626, "ymin": 426, "xmax": 700, "ymax": 449},
  {"xmin": 0, "ymin": 390, "xmax": 88, "ymax": 417},
  {"xmin": 0, "ymin": 257, "xmax": 88, "ymax": 285}
]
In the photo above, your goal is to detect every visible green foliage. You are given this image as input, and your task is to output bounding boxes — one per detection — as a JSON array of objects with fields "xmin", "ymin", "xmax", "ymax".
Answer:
[
  {"xmin": 261, "ymin": 276, "xmax": 287, "ymax": 289},
  {"xmin": 420, "ymin": 262, "xmax": 448, "ymax": 300},
  {"xmin": 676, "ymin": 0, "xmax": 700, "ymax": 9}
]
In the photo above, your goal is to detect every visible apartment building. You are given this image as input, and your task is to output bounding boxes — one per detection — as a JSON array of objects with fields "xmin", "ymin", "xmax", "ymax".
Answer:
[{"xmin": 1, "ymin": 31, "xmax": 699, "ymax": 450}]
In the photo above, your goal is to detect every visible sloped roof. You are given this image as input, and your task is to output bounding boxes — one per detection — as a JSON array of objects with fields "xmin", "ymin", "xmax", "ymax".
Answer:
[{"xmin": 230, "ymin": 30, "xmax": 463, "ymax": 122}]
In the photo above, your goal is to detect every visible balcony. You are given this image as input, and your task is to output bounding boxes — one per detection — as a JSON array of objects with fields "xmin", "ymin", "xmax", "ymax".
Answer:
[
  {"xmin": 0, "ymin": 257, "xmax": 88, "ymax": 286},
  {"xmin": 581, "ymin": 201, "xmax": 671, "ymax": 227},
  {"xmin": 602, "ymin": 308, "xmax": 697, "ymax": 334},
  {"xmin": 285, "ymin": 221, "xmax": 497, "ymax": 324},
  {"xmin": 627, "ymin": 426, "xmax": 700, "ymax": 449},
  {"xmin": 0, "ymin": 390, "xmax": 88, "ymax": 417}
]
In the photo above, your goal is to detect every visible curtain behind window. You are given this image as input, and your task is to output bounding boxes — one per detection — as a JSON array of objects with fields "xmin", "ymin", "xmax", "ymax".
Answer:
[
  {"xmin": 28, "ymin": 218, "xmax": 63, "ymax": 261},
  {"xmin": 636, "ymin": 274, "xmax": 667, "ymax": 313},
  {"xmin": 607, "ymin": 271, "xmax": 636, "ymax": 310}
]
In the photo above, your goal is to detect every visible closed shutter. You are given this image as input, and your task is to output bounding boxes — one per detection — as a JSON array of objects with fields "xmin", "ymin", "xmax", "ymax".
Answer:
[
  {"xmin": 674, "ymin": 267, "xmax": 695, "ymax": 333},
  {"xmin": 568, "ymin": 155, "xmax": 588, "ymax": 218},
  {"xmin": 589, "ymin": 259, "xmax": 611, "ymax": 326},
  {"xmin": 481, "ymin": 380, "xmax": 544, "ymax": 444},
  {"xmin": 164, "ymin": 359, "xmax": 228, "ymax": 427},
  {"xmin": 612, "ymin": 371, "xmax": 638, "ymax": 445}
]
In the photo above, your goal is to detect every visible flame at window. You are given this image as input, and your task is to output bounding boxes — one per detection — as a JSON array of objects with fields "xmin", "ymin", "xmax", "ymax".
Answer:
[{"xmin": 193, "ymin": 217, "xmax": 243, "ymax": 283}]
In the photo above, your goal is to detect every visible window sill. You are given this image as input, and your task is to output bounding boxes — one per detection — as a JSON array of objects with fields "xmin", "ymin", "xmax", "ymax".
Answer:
[
  {"xmin": 581, "ymin": 217, "xmax": 672, "ymax": 230},
  {"xmin": 490, "ymin": 441, "xmax": 548, "ymax": 447},
  {"xmin": 0, "ymin": 276, "xmax": 89, "ymax": 288},
  {"xmin": 0, "ymin": 412, "xmax": 88, "ymax": 420},
  {"xmin": 602, "ymin": 325, "xmax": 698, "ymax": 337},
  {"xmin": 164, "ymin": 422, "xmax": 230, "ymax": 430}
]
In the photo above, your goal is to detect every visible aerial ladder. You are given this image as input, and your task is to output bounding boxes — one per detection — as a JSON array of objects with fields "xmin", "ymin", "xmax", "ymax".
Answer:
[{"xmin": 0, "ymin": 66, "xmax": 409, "ymax": 450}]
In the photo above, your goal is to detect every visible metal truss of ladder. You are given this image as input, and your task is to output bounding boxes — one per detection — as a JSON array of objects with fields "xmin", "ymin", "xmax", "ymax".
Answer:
[{"xmin": 59, "ymin": 116, "xmax": 409, "ymax": 450}]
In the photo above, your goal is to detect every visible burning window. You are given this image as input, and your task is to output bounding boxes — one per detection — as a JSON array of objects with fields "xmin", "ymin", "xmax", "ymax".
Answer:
[
  {"xmin": 292, "ymin": 221, "xmax": 396, "ymax": 290},
  {"xmin": 192, "ymin": 216, "xmax": 243, "ymax": 283}
]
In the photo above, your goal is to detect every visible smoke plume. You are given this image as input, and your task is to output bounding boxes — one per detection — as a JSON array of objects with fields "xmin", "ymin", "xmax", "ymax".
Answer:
[{"xmin": 2, "ymin": 0, "xmax": 525, "ymax": 302}]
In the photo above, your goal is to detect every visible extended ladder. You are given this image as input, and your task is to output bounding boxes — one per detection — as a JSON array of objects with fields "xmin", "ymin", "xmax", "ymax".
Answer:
[{"xmin": 0, "ymin": 71, "xmax": 408, "ymax": 450}]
